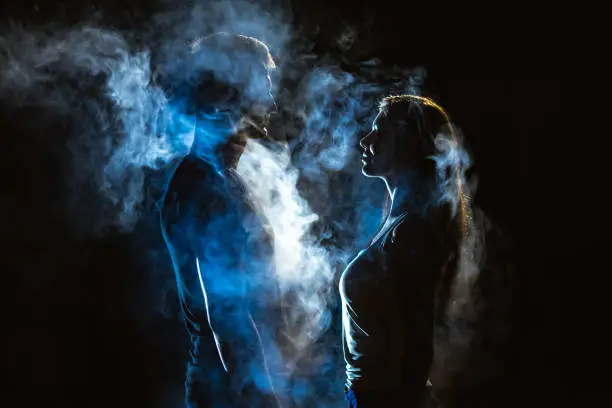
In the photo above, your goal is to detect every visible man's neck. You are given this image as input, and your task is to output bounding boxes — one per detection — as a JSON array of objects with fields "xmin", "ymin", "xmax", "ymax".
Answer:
[
  {"xmin": 220, "ymin": 141, "xmax": 245, "ymax": 170},
  {"xmin": 190, "ymin": 139, "xmax": 244, "ymax": 171}
]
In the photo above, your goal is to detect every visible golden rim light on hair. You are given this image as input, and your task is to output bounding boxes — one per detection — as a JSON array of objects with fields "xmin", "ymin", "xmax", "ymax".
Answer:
[{"xmin": 381, "ymin": 94, "xmax": 471, "ymax": 236}]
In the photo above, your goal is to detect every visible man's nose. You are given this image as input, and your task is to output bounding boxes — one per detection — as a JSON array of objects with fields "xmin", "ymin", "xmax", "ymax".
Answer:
[{"xmin": 269, "ymin": 97, "xmax": 278, "ymax": 114}]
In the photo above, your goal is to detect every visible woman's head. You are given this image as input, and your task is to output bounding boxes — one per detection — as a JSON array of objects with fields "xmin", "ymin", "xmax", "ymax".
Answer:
[
  {"xmin": 360, "ymin": 94, "xmax": 451, "ymax": 179},
  {"xmin": 362, "ymin": 94, "xmax": 471, "ymax": 235}
]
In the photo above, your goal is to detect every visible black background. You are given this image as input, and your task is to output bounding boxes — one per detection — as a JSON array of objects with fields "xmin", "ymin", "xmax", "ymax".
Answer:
[{"xmin": 2, "ymin": 1, "xmax": 554, "ymax": 407}]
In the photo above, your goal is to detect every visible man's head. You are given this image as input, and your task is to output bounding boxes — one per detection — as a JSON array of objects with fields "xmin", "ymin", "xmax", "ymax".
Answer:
[
  {"xmin": 154, "ymin": 32, "xmax": 278, "ymax": 143},
  {"xmin": 190, "ymin": 33, "xmax": 277, "ymax": 130}
]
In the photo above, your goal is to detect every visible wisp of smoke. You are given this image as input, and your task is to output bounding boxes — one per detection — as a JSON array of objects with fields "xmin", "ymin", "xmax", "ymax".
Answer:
[
  {"xmin": 236, "ymin": 140, "xmax": 339, "ymax": 402},
  {"xmin": 0, "ymin": 24, "xmax": 195, "ymax": 232},
  {"xmin": 0, "ymin": 1, "xmax": 492, "ymax": 406}
]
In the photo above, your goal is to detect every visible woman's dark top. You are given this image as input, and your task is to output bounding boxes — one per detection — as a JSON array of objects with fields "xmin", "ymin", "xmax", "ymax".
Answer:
[{"xmin": 339, "ymin": 206, "xmax": 455, "ymax": 401}]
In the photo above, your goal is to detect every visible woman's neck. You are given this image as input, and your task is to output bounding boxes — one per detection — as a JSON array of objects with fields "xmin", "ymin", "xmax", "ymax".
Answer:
[{"xmin": 384, "ymin": 169, "xmax": 437, "ymax": 218}]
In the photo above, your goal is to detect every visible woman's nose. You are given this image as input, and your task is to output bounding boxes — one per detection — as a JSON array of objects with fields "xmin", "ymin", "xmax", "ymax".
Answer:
[{"xmin": 359, "ymin": 131, "xmax": 372, "ymax": 149}]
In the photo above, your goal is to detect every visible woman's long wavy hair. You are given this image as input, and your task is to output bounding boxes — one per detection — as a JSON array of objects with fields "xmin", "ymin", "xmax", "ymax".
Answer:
[{"xmin": 374, "ymin": 94, "xmax": 473, "ymax": 321}]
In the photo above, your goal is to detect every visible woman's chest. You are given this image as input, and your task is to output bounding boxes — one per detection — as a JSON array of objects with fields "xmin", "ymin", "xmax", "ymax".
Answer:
[{"xmin": 340, "ymin": 245, "xmax": 398, "ymax": 305}]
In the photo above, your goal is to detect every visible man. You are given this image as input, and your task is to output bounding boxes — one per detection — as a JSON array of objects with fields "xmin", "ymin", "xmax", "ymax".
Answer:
[{"xmin": 157, "ymin": 33, "xmax": 282, "ymax": 408}]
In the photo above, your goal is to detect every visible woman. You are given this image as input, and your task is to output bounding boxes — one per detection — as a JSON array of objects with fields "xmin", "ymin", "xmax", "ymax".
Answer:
[{"xmin": 339, "ymin": 94, "xmax": 470, "ymax": 407}]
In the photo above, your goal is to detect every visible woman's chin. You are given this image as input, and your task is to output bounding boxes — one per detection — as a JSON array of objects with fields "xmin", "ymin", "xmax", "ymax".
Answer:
[
  {"xmin": 362, "ymin": 163, "xmax": 388, "ymax": 179},
  {"xmin": 361, "ymin": 164, "xmax": 376, "ymax": 178}
]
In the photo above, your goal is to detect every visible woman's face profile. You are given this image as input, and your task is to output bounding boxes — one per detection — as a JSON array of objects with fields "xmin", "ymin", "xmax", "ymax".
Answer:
[{"xmin": 359, "ymin": 111, "xmax": 397, "ymax": 178}]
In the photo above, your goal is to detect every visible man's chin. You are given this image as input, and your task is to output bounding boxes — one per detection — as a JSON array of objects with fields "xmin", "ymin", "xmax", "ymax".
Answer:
[
  {"xmin": 240, "ymin": 115, "xmax": 268, "ymax": 138},
  {"xmin": 253, "ymin": 116, "xmax": 270, "ymax": 133}
]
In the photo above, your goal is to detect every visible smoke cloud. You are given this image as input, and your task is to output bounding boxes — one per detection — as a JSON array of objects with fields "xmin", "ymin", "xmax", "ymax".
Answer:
[{"xmin": 0, "ymin": 1, "xmax": 498, "ymax": 407}]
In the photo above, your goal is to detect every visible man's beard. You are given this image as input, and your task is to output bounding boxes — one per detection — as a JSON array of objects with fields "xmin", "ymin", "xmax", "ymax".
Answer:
[{"xmin": 240, "ymin": 113, "xmax": 270, "ymax": 140}]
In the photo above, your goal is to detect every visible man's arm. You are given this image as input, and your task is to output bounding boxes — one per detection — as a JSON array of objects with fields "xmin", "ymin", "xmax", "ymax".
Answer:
[{"xmin": 161, "ymin": 214, "xmax": 279, "ymax": 401}]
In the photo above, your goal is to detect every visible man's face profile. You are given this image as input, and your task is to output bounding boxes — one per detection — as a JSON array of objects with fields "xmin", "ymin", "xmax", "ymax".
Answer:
[
  {"xmin": 244, "ymin": 63, "xmax": 277, "ymax": 131},
  {"xmin": 185, "ymin": 33, "xmax": 279, "ymax": 142}
]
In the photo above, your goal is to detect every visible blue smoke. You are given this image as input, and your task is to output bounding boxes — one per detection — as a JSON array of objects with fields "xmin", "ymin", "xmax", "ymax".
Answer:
[
  {"xmin": 0, "ymin": 2, "xmax": 483, "ymax": 407},
  {"xmin": 290, "ymin": 67, "xmax": 380, "ymax": 177}
]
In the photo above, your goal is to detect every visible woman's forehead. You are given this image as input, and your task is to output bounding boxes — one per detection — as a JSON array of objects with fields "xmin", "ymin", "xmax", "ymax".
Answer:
[
  {"xmin": 372, "ymin": 111, "xmax": 387, "ymax": 129},
  {"xmin": 373, "ymin": 111, "xmax": 386, "ymax": 128}
]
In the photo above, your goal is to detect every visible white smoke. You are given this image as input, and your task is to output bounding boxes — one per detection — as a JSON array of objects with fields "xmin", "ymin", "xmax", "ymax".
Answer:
[
  {"xmin": 0, "ymin": 25, "xmax": 195, "ymax": 232},
  {"xmin": 236, "ymin": 139, "xmax": 337, "ymax": 375},
  {"xmin": 0, "ymin": 2, "xmax": 505, "ymax": 406}
]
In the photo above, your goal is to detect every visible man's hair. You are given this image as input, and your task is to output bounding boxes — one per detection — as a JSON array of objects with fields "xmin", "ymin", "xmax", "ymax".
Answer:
[
  {"xmin": 153, "ymin": 32, "xmax": 275, "ymax": 111},
  {"xmin": 189, "ymin": 32, "xmax": 276, "ymax": 71}
]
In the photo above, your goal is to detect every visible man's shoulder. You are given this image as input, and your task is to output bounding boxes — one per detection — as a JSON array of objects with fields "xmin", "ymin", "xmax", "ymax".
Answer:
[
  {"xmin": 168, "ymin": 155, "xmax": 219, "ymax": 188},
  {"xmin": 161, "ymin": 156, "xmax": 226, "ymax": 224}
]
